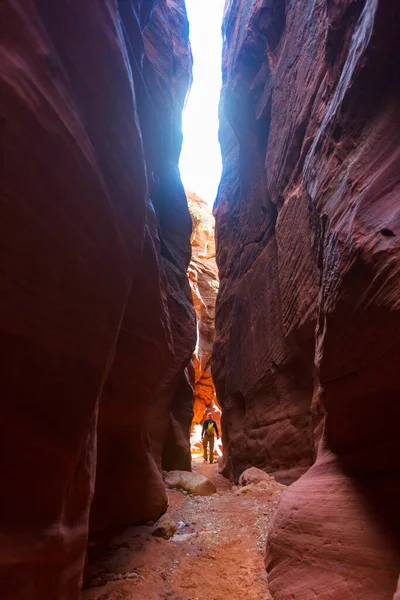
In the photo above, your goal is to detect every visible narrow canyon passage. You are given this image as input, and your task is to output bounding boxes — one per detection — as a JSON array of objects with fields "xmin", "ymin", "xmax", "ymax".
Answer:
[
  {"xmin": 1, "ymin": 1, "xmax": 400, "ymax": 600},
  {"xmin": 82, "ymin": 460, "xmax": 283, "ymax": 600}
]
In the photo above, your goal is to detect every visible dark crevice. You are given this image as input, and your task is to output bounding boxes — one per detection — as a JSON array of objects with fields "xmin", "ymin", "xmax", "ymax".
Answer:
[
  {"xmin": 380, "ymin": 228, "xmax": 396, "ymax": 238},
  {"xmin": 258, "ymin": 0, "xmax": 286, "ymax": 52}
]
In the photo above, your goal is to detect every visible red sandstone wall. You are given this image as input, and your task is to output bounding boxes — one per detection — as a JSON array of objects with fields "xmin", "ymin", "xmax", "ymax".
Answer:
[
  {"xmin": 0, "ymin": 1, "xmax": 194, "ymax": 599},
  {"xmin": 214, "ymin": 0, "xmax": 400, "ymax": 597},
  {"xmin": 90, "ymin": 0, "xmax": 196, "ymax": 530}
]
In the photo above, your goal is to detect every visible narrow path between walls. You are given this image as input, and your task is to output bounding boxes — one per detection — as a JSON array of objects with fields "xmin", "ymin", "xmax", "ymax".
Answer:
[{"xmin": 82, "ymin": 459, "xmax": 284, "ymax": 600}]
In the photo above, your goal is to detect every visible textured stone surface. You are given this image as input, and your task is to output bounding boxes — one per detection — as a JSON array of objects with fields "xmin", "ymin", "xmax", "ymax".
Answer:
[
  {"xmin": 0, "ymin": 1, "xmax": 194, "ymax": 599},
  {"xmin": 215, "ymin": 0, "xmax": 400, "ymax": 597},
  {"xmin": 187, "ymin": 192, "xmax": 219, "ymax": 425}
]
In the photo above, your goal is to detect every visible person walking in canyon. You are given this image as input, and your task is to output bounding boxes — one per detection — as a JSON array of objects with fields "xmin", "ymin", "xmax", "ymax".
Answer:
[{"xmin": 202, "ymin": 412, "xmax": 219, "ymax": 463}]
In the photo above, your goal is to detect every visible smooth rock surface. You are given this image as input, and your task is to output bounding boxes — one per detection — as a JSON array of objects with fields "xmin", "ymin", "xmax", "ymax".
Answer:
[
  {"xmin": 89, "ymin": 0, "xmax": 195, "ymax": 531},
  {"xmin": 215, "ymin": 0, "xmax": 400, "ymax": 598},
  {"xmin": 238, "ymin": 467, "xmax": 274, "ymax": 487},
  {"xmin": 0, "ymin": 2, "xmax": 194, "ymax": 599},
  {"xmin": 165, "ymin": 471, "xmax": 217, "ymax": 496}
]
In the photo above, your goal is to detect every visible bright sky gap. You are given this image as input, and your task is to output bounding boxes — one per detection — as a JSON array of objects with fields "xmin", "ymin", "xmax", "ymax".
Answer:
[{"xmin": 179, "ymin": 0, "xmax": 225, "ymax": 206}]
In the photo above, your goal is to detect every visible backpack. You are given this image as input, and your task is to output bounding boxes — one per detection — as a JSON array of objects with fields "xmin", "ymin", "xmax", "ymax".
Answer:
[{"xmin": 206, "ymin": 421, "xmax": 215, "ymax": 436}]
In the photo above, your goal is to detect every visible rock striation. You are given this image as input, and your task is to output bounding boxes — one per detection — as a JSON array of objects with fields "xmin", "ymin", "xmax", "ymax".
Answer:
[
  {"xmin": 0, "ymin": 2, "xmax": 194, "ymax": 599},
  {"xmin": 214, "ymin": 0, "xmax": 400, "ymax": 598},
  {"xmin": 187, "ymin": 192, "xmax": 219, "ymax": 425}
]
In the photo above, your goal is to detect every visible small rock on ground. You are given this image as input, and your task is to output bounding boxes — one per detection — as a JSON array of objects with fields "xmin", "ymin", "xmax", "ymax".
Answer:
[{"xmin": 152, "ymin": 513, "xmax": 177, "ymax": 539}]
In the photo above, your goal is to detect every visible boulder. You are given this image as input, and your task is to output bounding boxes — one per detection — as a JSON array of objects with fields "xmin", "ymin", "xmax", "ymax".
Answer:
[
  {"xmin": 152, "ymin": 514, "xmax": 177, "ymax": 540},
  {"xmin": 239, "ymin": 467, "xmax": 274, "ymax": 487},
  {"xmin": 165, "ymin": 470, "xmax": 216, "ymax": 496}
]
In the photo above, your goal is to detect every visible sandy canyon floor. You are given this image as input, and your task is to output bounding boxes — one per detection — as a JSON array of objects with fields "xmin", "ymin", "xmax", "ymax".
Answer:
[{"xmin": 82, "ymin": 458, "xmax": 284, "ymax": 600}]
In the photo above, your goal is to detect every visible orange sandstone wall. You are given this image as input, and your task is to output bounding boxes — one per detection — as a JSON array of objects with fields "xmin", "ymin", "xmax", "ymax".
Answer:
[{"xmin": 187, "ymin": 192, "xmax": 219, "ymax": 426}]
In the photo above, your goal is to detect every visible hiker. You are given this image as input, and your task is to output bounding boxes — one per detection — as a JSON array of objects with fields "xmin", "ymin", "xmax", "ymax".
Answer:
[{"xmin": 202, "ymin": 412, "xmax": 219, "ymax": 463}]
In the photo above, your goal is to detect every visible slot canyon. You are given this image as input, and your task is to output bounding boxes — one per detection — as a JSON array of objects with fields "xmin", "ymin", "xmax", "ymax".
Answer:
[
  {"xmin": 1, "ymin": 1, "xmax": 399, "ymax": 600},
  {"xmin": 187, "ymin": 192, "xmax": 220, "ymax": 439}
]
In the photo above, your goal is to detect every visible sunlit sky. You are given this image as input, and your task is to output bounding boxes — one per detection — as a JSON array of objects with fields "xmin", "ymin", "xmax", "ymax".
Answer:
[{"xmin": 179, "ymin": 0, "xmax": 225, "ymax": 205}]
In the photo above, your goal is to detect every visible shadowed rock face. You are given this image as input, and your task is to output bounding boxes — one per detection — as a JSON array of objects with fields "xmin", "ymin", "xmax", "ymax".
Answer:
[
  {"xmin": 187, "ymin": 192, "xmax": 219, "ymax": 426},
  {"xmin": 0, "ymin": 1, "xmax": 194, "ymax": 599},
  {"xmin": 214, "ymin": 0, "xmax": 400, "ymax": 597},
  {"xmin": 90, "ymin": 0, "xmax": 196, "ymax": 529}
]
